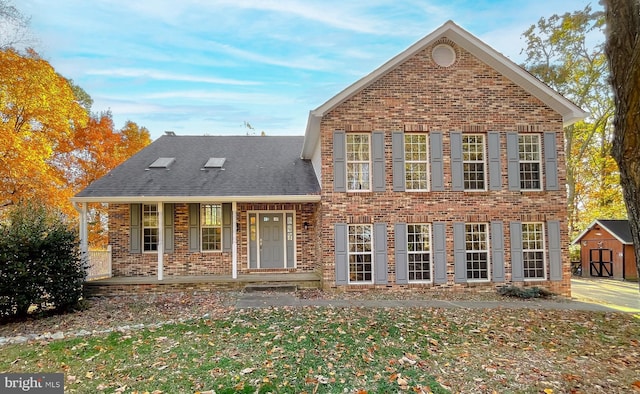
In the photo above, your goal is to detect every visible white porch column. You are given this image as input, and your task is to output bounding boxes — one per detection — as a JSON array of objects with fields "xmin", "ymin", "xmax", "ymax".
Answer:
[
  {"xmin": 232, "ymin": 201, "xmax": 238, "ymax": 279},
  {"xmin": 157, "ymin": 202, "xmax": 164, "ymax": 281},
  {"xmin": 79, "ymin": 203, "xmax": 89, "ymax": 258}
]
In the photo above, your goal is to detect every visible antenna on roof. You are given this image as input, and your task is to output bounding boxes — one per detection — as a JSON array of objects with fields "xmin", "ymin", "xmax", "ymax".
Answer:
[{"xmin": 165, "ymin": 131, "xmax": 176, "ymax": 136}]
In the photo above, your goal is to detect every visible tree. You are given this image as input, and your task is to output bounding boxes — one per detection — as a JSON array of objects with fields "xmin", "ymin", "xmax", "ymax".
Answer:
[
  {"xmin": 0, "ymin": 48, "xmax": 88, "ymax": 212},
  {"xmin": 67, "ymin": 113, "xmax": 151, "ymax": 246},
  {"xmin": 521, "ymin": 6, "xmax": 625, "ymax": 235},
  {"xmin": 0, "ymin": 0, "xmax": 33, "ymax": 50},
  {"xmin": 602, "ymin": 0, "xmax": 640, "ymax": 288}
]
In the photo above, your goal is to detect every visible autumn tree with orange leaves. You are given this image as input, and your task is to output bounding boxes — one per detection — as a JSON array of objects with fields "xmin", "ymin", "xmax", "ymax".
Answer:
[{"xmin": 0, "ymin": 48, "xmax": 88, "ymax": 212}]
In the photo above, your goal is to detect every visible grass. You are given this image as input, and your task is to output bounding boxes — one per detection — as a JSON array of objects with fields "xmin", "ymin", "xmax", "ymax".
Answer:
[{"xmin": 1, "ymin": 306, "xmax": 639, "ymax": 393}]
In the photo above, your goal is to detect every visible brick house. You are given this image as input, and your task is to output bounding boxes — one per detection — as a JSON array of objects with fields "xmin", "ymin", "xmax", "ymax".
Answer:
[{"xmin": 73, "ymin": 21, "xmax": 586, "ymax": 296}]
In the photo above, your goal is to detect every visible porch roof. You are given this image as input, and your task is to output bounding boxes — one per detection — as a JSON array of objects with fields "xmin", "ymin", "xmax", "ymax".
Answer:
[{"xmin": 73, "ymin": 135, "xmax": 321, "ymax": 203}]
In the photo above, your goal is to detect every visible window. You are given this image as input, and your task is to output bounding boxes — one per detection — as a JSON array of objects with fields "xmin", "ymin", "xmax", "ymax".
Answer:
[
  {"xmin": 522, "ymin": 223, "xmax": 545, "ymax": 279},
  {"xmin": 462, "ymin": 134, "xmax": 486, "ymax": 190},
  {"xmin": 407, "ymin": 224, "xmax": 431, "ymax": 282},
  {"xmin": 346, "ymin": 134, "xmax": 370, "ymax": 191},
  {"xmin": 465, "ymin": 223, "xmax": 489, "ymax": 280},
  {"xmin": 519, "ymin": 134, "xmax": 542, "ymax": 190},
  {"xmin": 405, "ymin": 134, "xmax": 429, "ymax": 191},
  {"xmin": 348, "ymin": 224, "xmax": 373, "ymax": 283},
  {"xmin": 142, "ymin": 204, "xmax": 159, "ymax": 252},
  {"xmin": 201, "ymin": 204, "xmax": 222, "ymax": 251}
]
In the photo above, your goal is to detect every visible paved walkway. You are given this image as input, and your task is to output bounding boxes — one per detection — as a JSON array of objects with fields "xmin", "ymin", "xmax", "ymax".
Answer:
[
  {"xmin": 571, "ymin": 278, "xmax": 640, "ymax": 313},
  {"xmin": 236, "ymin": 292, "xmax": 619, "ymax": 312}
]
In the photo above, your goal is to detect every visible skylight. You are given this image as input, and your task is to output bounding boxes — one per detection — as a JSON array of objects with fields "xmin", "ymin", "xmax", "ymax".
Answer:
[
  {"xmin": 149, "ymin": 157, "xmax": 175, "ymax": 168},
  {"xmin": 204, "ymin": 158, "xmax": 226, "ymax": 168}
]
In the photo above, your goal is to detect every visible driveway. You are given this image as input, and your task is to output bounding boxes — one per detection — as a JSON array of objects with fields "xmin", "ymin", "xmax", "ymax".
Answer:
[{"xmin": 571, "ymin": 277, "xmax": 640, "ymax": 313}]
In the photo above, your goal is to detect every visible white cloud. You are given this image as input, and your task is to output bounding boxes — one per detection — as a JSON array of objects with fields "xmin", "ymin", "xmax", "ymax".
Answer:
[{"xmin": 85, "ymin": 68, "xmax": 261, "ymax": 85}]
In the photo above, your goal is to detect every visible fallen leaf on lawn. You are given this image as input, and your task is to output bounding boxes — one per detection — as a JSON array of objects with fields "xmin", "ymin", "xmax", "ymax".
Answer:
[
  {"xmin": 632, "ymin": 381, "xmax": 640, "ymax": 391},
  {"xmin": 316, "ymin": 375, "xmax": 329, "ymax": 384},
  {"xmin": 85, "ymin": 372, "xmax": 94, "ymax": 379},
  {"xmin": 544, "ymin": 389, "xmax": 553, "ymax": 394},
  {"xmin": 240, "ymin": 367, "xmax": 255, "ymax": 375}
]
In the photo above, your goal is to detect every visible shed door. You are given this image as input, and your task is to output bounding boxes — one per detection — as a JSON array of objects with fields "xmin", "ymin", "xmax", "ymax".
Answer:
[
  {"xmin": 259, "ymin": 213, "xmax": 285, "ymax": 268},
  {"xmin": 589, "ymin": 249, "xmax": 613, "ymax": 277}
]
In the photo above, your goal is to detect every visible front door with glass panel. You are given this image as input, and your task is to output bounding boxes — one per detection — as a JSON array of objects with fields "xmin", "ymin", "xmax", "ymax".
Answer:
[{"xmin": 259, "ymin": 213, "xmax": 284, "ymax": 268}]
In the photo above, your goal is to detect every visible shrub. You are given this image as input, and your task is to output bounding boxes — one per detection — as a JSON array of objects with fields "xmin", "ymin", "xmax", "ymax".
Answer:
[
  {"xmin": 0, "ymin": 201, "xmax": 86, "ymax": 318},
  {"xmin": 497, "ymin": 285, "xmax": 555, "ymax": 299}
]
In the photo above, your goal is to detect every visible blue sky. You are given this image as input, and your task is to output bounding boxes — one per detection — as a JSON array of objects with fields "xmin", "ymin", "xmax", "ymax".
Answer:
[{"xmin": 18, "ymin": 0, "xmax": 597, "ymax": 140}]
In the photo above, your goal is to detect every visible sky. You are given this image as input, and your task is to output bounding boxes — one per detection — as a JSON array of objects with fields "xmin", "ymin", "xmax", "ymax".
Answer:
[{"xmin": 17, "ymin": 0, "xmax": 598, "ymax": 140}]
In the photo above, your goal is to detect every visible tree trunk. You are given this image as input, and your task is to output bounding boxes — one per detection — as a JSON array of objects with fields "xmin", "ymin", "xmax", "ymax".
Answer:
[{"xmin": 603, "ymin": 0, "xmax": 640, "ymax": 290}]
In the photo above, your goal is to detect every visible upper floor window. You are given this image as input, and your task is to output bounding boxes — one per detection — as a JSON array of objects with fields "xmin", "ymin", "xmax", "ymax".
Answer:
[
  {"xmin": 519, "ymin": 134, "xmax": 542, "ymax": 190},
  {"xmin": 462, "ymin": 134, "xmax": 486, "ymax": 190},
  {"xmin": 142, "ymin": 204, "xmax": 159, "ymax": 252},
  {"xmin": 201, "ymin": 204, "xmax": 222, "ymax": 251},
  {"xmin": 348, "ymin": 224, "xmax": 373, "ymax": 283},
  {"xmin": 407, "ymin": 224, "xmax": 431, "ymax": 282},
  {"xmin": 465, "ymin": 223, "xmax": 489, "ymax": 281},
  {"xmin": 522, "ymin": 222, "xmax": 545, "ymax": 279},
  {"xmin": 405, "ymin": 134, "xmax": 429, "ymax": 191},
  {"xmin": 346, "ymin": 134, "xmax": 370, "ymax": 191}
]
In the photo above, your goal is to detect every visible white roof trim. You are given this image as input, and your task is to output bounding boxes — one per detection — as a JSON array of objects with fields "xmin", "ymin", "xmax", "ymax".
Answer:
[
  {"xmin": 571, "ymin": 219, "xmax": 632, "ymax": 245},
  {"xmin": 301, "ymin": 20, "xmax": 588, "ymax": 159},
  {"xmin": 70, "ymin": 195, "xmax": 321, "ymax": 204}
]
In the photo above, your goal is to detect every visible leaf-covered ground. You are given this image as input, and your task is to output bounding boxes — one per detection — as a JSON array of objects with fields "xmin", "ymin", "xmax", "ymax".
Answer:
[{"xmin": 0, "ymin": 291, "xmax": 639, "ymax": 393}]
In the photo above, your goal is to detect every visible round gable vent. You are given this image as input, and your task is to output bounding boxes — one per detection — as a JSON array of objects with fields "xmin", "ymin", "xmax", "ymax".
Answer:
[{"xmin": 432, "ymin": 44, "xmax": 456, "ymax": 67}]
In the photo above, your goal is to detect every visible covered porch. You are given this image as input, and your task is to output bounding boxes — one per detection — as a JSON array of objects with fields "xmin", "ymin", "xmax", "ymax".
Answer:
[{"xmin": 84, "ymin": 272, "xmax": 322, "ymax": 297}]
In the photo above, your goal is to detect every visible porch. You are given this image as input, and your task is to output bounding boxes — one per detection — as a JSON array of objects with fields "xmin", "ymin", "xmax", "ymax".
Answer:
[{"xmin": 84, "ymin": 272, "xmax": 322, "ymax": 297}]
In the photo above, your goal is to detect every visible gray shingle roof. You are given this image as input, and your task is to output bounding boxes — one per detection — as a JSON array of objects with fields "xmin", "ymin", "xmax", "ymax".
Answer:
[
  {"xmin": 597, "ymin": 220, "xmax": 633, "ymax": 244},
  {"xmin": 74, "ymin": 135, "xmax": 320, "ymax": 199}
]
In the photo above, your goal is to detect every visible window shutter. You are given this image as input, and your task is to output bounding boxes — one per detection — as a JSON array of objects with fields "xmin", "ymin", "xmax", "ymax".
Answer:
[
  {"xmin": 130, "ymin": 204, "xmax": 141, "ymax": 254},
  {"xmin": 488, "ymin": 132, "xmax": 502, "ymax": 190},
  {"xmin": 222, "ymin": 203, "xmax": 232, "ymax": 252},
  {"xmin": 453, "ymin": 222, "xmax": 467, "ymax": 283},
  {"xmin": 372, "ymin": 131, "xmax": 386, "ymax": 192},
  {"xmin": 510, "ymin": 222, "xmax": 524, "ymax": 281},
  {"xmin": 450, "ymin": 132, "xmax": 464, "ymax": 191},
  {"xmin": 374, "ymin": 223, "xmax": 388, "ymax": 284},
  {"xmin": 544, "ymin": 132, "xmax": 559, "ymax": 191},
  {"xmin": 507, "ymin": 132, "xmax": 520, "ymax": 191},
  {"xmin": 188, "ymin": 203, "xmax": 200, "ymax": 252},
  {"xmin": 430, "ymin": 132, "xmax": 444, "ymax": 191},
  {"xmin": 394, "ymin": 223, "xmax": 408, "ymax": 284},
  {"xmin": 333, "ymin": 131, "xmax": 346, "ymax": 192},
  {"xmin": 433, "ymin": 222, "xmax": 447, "ymax": 284},
  {"xmin": 547, "ymin": 220, "xmax": 562, "ymax": 281},
  {"xmin": 163, "ymin": 203, "xmax": 174, "ymax": 253},
  {"xmin": 491, "ymin": 221, "xmax": 505, "ymax": 282},
  {"xmin": 392, "ymin": 132, "xmax": 405, "ymax": 192},
  {"xmin": 335, "ymin": 224, "xmax": 348, "ymax": 285}
]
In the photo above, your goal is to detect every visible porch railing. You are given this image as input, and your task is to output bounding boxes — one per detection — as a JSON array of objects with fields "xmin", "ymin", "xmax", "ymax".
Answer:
[{"xmin": 86, "ymin": 246, "xmax": 112, "ymax": 281}]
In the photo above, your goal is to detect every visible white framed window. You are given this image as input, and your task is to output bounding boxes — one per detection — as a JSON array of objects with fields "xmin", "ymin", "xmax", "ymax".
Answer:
[
  {"xmin": 462, "ymin": 134, "xmax": 486, "ymax": 190},
  {"xmin": 465, "ymin": 223, "xmax": 489, "ymax": 281},
  {"xmin": 407, "ymin": 224, "xmax": 431, "ymax": 282},
  {"xmin": 519, "ymin": 134, "xmax": 542, "ymax": 190},
  {"xmin": 522, "ymin": 222, "xmax": 545, "ymax": 279},
  {"xmin": 346, "ymin": 134, "xmax": 371, "ymax": 191},
  {"xmin": 201, "ymin": 204, "xmax": 222, "ymax": 251},
  {"xmin": 405, "ymin": 134, "xmax": 429, "ymax": 191},
  {"xmin": 142, "ymin": 204, "xmax": 159, "ymax": 252},
  {"xmin": 348, "ymin": 224, "xmax": 373, "ymax": 283}
]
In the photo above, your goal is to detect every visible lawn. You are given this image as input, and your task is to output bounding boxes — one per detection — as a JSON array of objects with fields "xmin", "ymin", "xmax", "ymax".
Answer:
[{"xmin": 1, "ymin": 300, "xmax": 639, "ymax": 393}]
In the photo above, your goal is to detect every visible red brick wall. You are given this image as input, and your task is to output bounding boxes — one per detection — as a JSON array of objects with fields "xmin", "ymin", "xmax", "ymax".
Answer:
[
  {"xmin": 317, "ymin": 41, "xmax": 571, "ymax": 296},
  {"xmin": 108, "ymin": 202, "xmax": 320, "ymax": 278}
]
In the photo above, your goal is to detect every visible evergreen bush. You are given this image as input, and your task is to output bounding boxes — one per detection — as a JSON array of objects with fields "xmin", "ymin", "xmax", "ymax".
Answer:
[{"xmin": 0, "ymin": 202, "xmax": 86, "ymax": 318}]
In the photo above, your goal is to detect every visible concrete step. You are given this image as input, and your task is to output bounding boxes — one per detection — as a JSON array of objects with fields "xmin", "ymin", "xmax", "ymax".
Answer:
[{"xmin": 243, "ymin": 283, "xmax": 298, "ymax": 293}]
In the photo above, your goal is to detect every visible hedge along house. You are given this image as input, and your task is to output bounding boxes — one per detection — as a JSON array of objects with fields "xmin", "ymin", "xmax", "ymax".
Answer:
[
  {"xmin": 572, "ymin": 220, "xmax": 637, "ymax": 281},
  {"xmin": 73, "ymin": 21, "xmax": 587, "ymax": 295}
]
